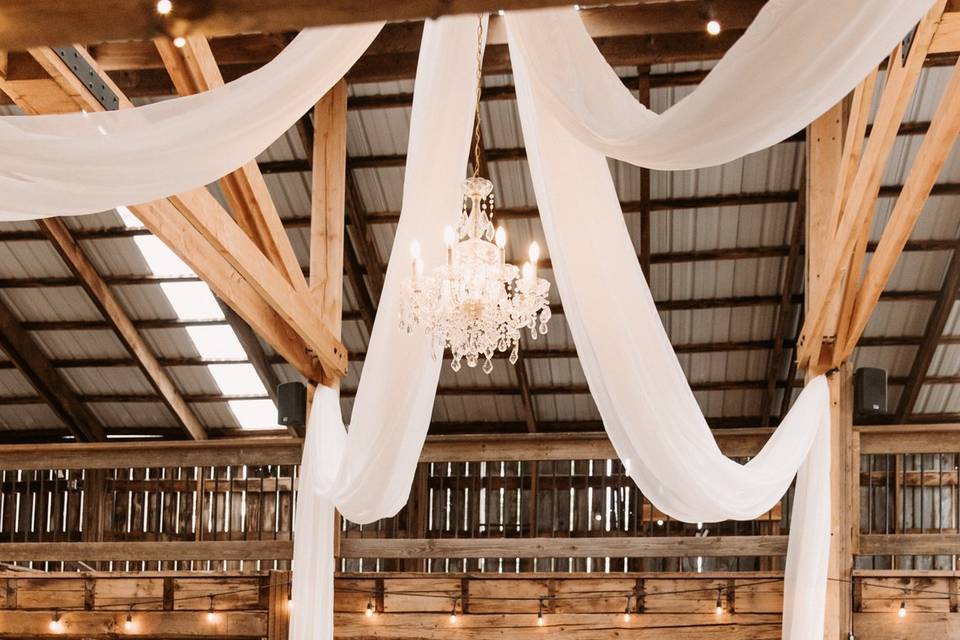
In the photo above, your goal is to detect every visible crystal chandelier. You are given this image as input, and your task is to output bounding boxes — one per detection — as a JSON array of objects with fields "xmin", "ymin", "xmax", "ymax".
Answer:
[{"xmin": 398, "ymin": 15, "xmax": 551, "ymax": 374}]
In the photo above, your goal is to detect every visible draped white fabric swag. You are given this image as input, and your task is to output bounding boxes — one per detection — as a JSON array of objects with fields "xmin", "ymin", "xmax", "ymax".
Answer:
[
  {"xmin": 507, "ymin": 28, "xmax": 831, "ymax": 638},
  {"xmin": 504, "ymin": 0, "xmax": 937, "ymax": 170},
  {"xmin": 0, "ymin": 24, "xmax": 381, "ymax": 220},
  {"xmin": 290, "ymin": 15, "xmax": 485, "ymax": 640}
]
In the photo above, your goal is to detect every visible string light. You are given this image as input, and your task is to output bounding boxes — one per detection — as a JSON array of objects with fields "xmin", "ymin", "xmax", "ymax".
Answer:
[
  {"xmin": 155, "ymin": 0, "xmax": 172, "ymax": 15},
  {"xmin": 365, "ymin": 595, "xmax": 375, "ymax": 618},
  {"xmin": 898, "ymin": 599, "xmax": 907, "ymax": 618},
  {"xmin": 622, "ymin": 595, "xmax": 632, "ymax": 622},
  {"xmin": 49, "ymin": 610, "xmax": 63, "ymax": 632},
  {"xmin": 207, "ymin": 595, "xmax": 217, "ymax": 623},
  {"xmin": 449, "ymin": 598, "xmax": 459, "ymax": 624},
  {"xmin": 537, "ymin": 598, "xmax": 545, "ymax": 626},
  {"xmin": 656, "ymin": 519, "xmax": 664, "ymax": 526},
  {"xmin": 715, "ymin": 589, "xmax": 723, "ymax": 615},
  {"xmin": 124, "ymin": 606, "xmax": 134, "ymax": 631},
  {"xmin": 173, "ymin": 36, "xmax": 187, "ymax": 48},
  {"xmin": 706, "ymin": 19, "xmax": 721, "ymax": 35}
]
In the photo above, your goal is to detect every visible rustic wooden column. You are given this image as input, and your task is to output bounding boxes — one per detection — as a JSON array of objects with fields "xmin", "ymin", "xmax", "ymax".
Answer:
[
  {"xmin": 309, "ymin": 80, "xmax": 349, "ymax": 571},
  {"xmin": 805, "ymin": 105, "xmax": 854, "ymax": 640}
]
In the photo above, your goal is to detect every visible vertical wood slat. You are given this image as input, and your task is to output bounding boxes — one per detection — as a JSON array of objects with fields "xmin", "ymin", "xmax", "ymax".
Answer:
[{"xmin": 267, "ymin": 569, "xmax": 291, "ymax": 640}]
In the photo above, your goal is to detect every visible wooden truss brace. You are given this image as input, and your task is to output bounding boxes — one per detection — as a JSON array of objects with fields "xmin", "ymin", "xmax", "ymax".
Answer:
[
  {"xmin": 0, "ymin": 44, "xmax": 347, "ymax": 384},
  {"xmin": 797, "ymin": 0, "xmax": 948, "ymax": 371}
]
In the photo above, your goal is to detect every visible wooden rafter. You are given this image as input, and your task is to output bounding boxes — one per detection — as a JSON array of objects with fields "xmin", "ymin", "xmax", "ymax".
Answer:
[
  {"xmin": 758, "ymin": 179, "xmax": 804, "ymax": 426},
  {"xmin": 894, "ymin": 243, "xmax": 960, "ymax": 421},
  {"xmin": 842, "ymin": 56, "xmax": 960, "ymax": 355},
  {"xmin": 0, "ymin": 298, "xmax": 105, "ymax": 442},
  {"xmin": 40, "ymin": 218, "xmax": 207, "ymax": 440}
]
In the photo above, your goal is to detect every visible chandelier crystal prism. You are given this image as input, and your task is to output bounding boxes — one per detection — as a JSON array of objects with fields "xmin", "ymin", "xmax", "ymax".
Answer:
[{"xmin": 398, "ymin": 14, "xmax": 551, "ymax": 374}]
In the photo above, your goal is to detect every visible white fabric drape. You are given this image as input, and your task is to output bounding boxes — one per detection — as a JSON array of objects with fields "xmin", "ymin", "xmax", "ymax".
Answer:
[
  {"xmin": 291, "ymin": 15, "xmax": 485, "ymax": 640},
  {"xmin": 0, "ymin": 24, "xmax": 381, "ymax": 220},
  {"xmin": 508, "ymin": 37, "xmax": 831, "ymax": 636},
  {"xmin": 504, "ymin": 0, "xmax": 936, "ymax": 169}
]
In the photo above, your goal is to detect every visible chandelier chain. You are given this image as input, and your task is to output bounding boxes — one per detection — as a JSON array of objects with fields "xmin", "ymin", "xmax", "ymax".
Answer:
[{"xmin": 471, "ymin": 14, "xmax": 484, "ymax": 178}]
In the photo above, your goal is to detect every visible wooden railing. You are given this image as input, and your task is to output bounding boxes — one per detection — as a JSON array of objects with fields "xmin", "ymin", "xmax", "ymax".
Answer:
[{"xmin": 0, "ymin": 426, "xmax": 956, "ymax": 572}]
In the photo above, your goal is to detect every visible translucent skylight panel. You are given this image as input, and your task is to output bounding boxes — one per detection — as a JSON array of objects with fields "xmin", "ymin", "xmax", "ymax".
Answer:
[
  {"xmin": 116, "ymin": 205, "xmax": 143, "ymax": 228},
  {"xmin": 160, "ymin": 282, "xmax": 223, "ymax": 320},
  {"xmin": 185, "ymin": 325, "xmax": 247, "ymax": 359},
  {"xmin": 133, "ymin": 236, "xmax": 194, "ymax": 276},
  {"xmin": 207, "ymin": 363, "xmax": 267, "ymax": 395},
  {"xmin": 228, "ymin": 399, "xmax": 279, "ymax": 430},
  {"xmin": 115, "ymin": 209, "xmax": 278, "ymax": 430}
]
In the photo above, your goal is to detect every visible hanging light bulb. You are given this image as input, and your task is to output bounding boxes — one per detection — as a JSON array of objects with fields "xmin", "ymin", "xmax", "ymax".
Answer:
[
  {"xmin": 207, "ymin": 595, "xmax": 217, "ymax": 623},
  {"xmin": 365, "ymin": 597, "xmax": 375, "ymax": 618},
  {"xmin": 287, "ymin": 592, "xmax": 293, "ymax": 611},
  {"xmin": 623, "ymin": 595, "xmax": 632, "ymax": 622},
  {"xmin": 537, "ymin": 599, "xmax": 545, "ymax": 626},
  {"xmin": 155, "ymin": 0, "xmax": 172, "ymax": 14},
  {"xmin": 173, "ymin": 36, "xmax": 187, "ymax": 48},
  {"xmin": 49, "ymin": 611, "xmax": 63, "ymax": 632},
  {"xmin": 898, "ymin": 600, "xmax": 907, "ymax": 618},
  {"xmin": 715, "ymin": 589, "xmax": 723, "ymax": 615},
  {"xmin": 124, "ymin": 608, "xmax": 134, "ymax": 631},
  {"xmin": 449, "ymin": 599, "xmax": 459, "ymax": 624},
  {"xmin": 706, "ymin": 19, "xmax": 721, "ymax": 35},
  {"xmin": 656, "ymin": 519, "xmax": 664, "ymax": 526}
]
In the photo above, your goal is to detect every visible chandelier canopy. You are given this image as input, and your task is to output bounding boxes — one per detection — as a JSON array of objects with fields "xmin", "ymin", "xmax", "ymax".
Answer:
[{"xmin": 399, "ymin": 175, "xmax": 551, "ymax": 373}]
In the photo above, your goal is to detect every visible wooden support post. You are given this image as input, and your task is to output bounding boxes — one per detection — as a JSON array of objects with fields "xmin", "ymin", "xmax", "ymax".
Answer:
[
  {"xmin": 311, "ymin": 80, "xmax": 349, "ymax": 567},
  {"xmin": 822, "ymin": 366, "xmax": 854, "ymax": 640},
  {"xmin": 267, "ymin": 569, "xmax": 291, "ymax": 640},
  {"xmin": 311, "ymin": 79, "xmax": 348, "ymax": 388},
  {"xmin": 807, "ymin": 104, "xmax": 856, "ymax": 640},
  {"xmin": 804, "ymin": 103, "xmax": 845, "ymax": 371}
]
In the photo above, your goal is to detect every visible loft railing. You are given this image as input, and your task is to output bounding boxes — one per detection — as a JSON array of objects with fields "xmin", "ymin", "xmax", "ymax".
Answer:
[{"xmin": 0, "ymin": 427, "xmax": 955, "ymax": 572}]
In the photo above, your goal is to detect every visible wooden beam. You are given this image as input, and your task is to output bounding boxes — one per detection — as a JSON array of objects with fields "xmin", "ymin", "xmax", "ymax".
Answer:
[
  {"xmin": 339, "ymin": 536, "xmax": 788, "ymax": 559},
  {"xmin": 154, "ymin": 34, "xmax": 307, "ymax": 292},
  {"xmin": 40, "ymin": 217, "xmax": 207, "ymax": 441},
  {"xmin": 894, "ymin": 244, "xmax": 960, "ymax": 421},
  {"xmin": 858, "ymin": 533, "xmax": 960, "ymax": 556},
  {"xmin": 637, "ymin": 68, "xmax": 652, "ymax": 280},
  {"xmin": 758, "ymin": 180, "xmax": 804, "ymax": 426},
  {"xmin": 0, "ymin": 611, "xmax": 266, "ymax": 638},
  {"xmin": 844, "ymin": 57, "xmax": 960, "ymax": 356},
  {"xmin": 0, "ymin": 299, "xmax": 105, "ymax": 442},
  {"xmin": 803, "ymin": 103, "xmax": 845, "ymax": 369},
  {"xmin": 0, "ymin": 0, "xmax": 648, "ymax": 50},
  {"xmin": 797, "ymin": 2, "xmax": 946, "ymax": 369},
  {"xmin": 0, "ymin": 541, "xmax": 290, "ymax": 562},
  {"xmin": 312, "ymin": 79, "xmax": 348, "ymax": 366}
]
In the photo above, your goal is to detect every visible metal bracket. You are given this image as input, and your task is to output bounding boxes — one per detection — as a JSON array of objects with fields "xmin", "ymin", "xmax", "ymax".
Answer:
[{"xmin": 52, "ymin": 46, "xmax": 120, "ymax": 111}]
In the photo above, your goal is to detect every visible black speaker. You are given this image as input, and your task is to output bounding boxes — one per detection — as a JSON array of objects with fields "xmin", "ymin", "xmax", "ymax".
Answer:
[
  {"xmin": 854, "ymin": 367, "xmax": 887, "ymax": 416},
  {"xmin": 277, "ymin": 382, "xmax": 307, "ymax": 429}
]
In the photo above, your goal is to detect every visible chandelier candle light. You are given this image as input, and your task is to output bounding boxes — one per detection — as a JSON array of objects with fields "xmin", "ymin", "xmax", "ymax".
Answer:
[{"xmin": 399, "ymin": 14, "xmax": 551, "ymax": 374}]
